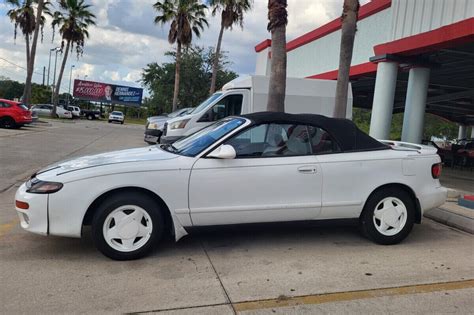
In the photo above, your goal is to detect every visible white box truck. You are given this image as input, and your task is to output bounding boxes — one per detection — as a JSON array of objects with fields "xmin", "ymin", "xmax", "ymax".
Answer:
[{"xmin": 160, "ymin": 75, "xmax": 352, "ymax": 143}]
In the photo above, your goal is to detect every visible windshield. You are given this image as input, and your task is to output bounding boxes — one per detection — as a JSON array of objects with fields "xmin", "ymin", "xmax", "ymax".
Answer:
[
  {"xmin": 164, "ymin": 117, "xmax": 245, "ymax": 157},
  {"xmin": 191, "ymin": 93, "xmax": 222, "ymax": 115},
  {"xmin": 17, "ymin": 104, "xmax": 29, "ymax": 110},
  {"xmin": 111, "ymin": 111, "xmax": 123, "ymax": 116}
]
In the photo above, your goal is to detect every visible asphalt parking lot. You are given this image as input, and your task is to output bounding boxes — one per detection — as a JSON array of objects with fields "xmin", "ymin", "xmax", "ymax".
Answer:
[{"xmin": 0, "ymin": 120, "xmax": 473, "ymax": 314}]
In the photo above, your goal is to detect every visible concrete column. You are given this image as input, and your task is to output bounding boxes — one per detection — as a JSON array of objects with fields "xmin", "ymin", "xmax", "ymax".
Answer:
[
  {"xmin": 458, "ymin": 125, "xmax": 467, "ymax": 139},
  {"xmin": 471, "ymin": 126, "xmax": 474, "ymax": 139},
  {"xmin": 369, "ymin": 61, "xmax": 399, "ymax": 140},
  {"xmin": 401, "ymin": 67, "xmax": 430, "ymax": 144}
]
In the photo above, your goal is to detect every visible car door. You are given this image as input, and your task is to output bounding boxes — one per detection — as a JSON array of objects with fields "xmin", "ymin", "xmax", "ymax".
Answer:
[
  {"xmin": 308, "ymin": 126, "xmax": 369, "ymax": 220},
  {"xmin": 189, "ymin": 123, "xmax": 323, "ymax": 226}
]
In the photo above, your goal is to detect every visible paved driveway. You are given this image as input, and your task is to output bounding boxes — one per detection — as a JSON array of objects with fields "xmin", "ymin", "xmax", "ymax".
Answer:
[{"xmin": 0, "ymin": 120, "xmax": 472, "ymax": 314}]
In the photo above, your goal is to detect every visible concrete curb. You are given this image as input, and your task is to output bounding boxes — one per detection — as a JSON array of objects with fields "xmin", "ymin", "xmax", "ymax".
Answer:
[{"xmin": 424, "ymin": 208, "xmax": 474, "ymax": 234}]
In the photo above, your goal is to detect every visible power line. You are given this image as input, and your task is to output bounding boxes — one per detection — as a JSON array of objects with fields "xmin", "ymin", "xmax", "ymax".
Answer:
[{"xmin": 0, "ymin": 56, "xmax": 44, "ymax": 77}]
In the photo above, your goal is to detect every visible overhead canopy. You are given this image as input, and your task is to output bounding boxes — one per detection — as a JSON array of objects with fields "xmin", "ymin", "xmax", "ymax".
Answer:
[
  {"xmin": 352, "ymin": 42, "xmax": 474, "ymax": 125},
  {"xmin": 242, "ymin": 112, "xmax": 388, "ymax": 152}
]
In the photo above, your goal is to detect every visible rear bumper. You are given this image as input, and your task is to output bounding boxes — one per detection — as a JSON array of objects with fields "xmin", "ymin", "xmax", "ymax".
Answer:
[
  {"xmin": 17, "ymin": 118, "xmax": 33, "ymax": 125},
  {"xmin": 419, "ymin": 186, "xmax": 448, "ymax": 214}
]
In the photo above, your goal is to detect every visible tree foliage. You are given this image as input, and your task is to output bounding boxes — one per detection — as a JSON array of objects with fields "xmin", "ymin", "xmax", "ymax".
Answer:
[
  {"xmin": 352, "ymin": 108, "xmax": 460, "ymax": 141},
  {"xmin": 141, "ymin": 46, "xmax": 237, "ymax": 114}
]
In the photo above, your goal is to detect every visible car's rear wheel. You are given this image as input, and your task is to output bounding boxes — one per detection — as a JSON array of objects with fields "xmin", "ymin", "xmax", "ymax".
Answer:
[
  {"xmin": 0, "ymin": 117, "xmax": 16, "ymax": 129},
  {"xmin": 87, "ymin": 114, "xmax": 93, "ymax": 120},
  {"xmin": 359, "ymin": 188, "xmax": 415, "ymax": 245},
  {"xmin": 91, "ymin": 192, "xmax": 164, "ymax": 260}
]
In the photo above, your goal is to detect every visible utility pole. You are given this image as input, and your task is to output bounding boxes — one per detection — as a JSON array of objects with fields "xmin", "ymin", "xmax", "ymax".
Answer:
[
  {"xmin": 42, "ymin": 66, "xmax": 45, "ymax": 85},
  {"xmin": 51, "ymin": 48, "xmax": 60, "ymax": 104},
  {"xmin": 68, "ymin": 65, "xmax": 75, "ymax": 106},
  {"xmin": 47, "ymin": 47, "xmax": 59, "ymax": 86}
]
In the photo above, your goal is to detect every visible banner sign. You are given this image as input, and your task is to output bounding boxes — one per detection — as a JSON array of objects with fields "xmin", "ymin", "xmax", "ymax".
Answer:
[{"xmin": 73, "ymin": 79, "xmax": 143, "ymax": 106}]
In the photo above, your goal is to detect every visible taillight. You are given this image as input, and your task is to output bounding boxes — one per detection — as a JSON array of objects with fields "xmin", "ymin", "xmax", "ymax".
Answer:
[{"xmin": 431, "ymin": 163, "xmax": 442, "ymax": 179}]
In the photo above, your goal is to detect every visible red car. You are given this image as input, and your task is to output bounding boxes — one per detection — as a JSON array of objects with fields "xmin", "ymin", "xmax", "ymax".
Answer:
[{"xmin": 0, "ymin": 98, "xmax": 32, "ymax": 128}]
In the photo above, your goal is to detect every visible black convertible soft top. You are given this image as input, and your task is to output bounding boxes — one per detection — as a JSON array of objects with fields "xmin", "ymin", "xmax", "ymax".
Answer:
[{"xmin": 241, "ymin": 112, "xmax": 389, "ymax": 152}]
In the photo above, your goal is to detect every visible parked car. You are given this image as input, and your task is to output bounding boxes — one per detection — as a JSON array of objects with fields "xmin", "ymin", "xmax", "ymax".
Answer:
[
  {"xmin": 31, "ymin": 104, "xmax": 72, "ymax": 119},
  {"xmin": 455, "ymin": 139, "xmax": 474, "ymax": 167},
  {"xmin": 67, "ymin": 106, "xmax": 81, "ymax": 118},
  {"xmin": 108, "ymin": 111, "xmax": 124, "ymax": 124},
  {"xmin": 145, "ymin": 107, "xmax": 193, "ymax": 144},
  {"xmin": 0, "ymin": 98, "xmax": 32, "ymax": 128},
  {"xmin": 421, "ymin": 140, "xmax": 452, "ymax": 165},
  {"xmin": 15, "ymin": 112, "xmax": 447, "ymax": 260},
  {"xmin": 81, "ymin": 109, "xmax": 102, "ymax": 120}
]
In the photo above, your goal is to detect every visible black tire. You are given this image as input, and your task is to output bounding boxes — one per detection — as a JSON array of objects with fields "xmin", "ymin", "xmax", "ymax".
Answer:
[
  {"xmin": 359, "ymin": 187, "xmax": 415, "ymax": 245},
  {"xmin": 91, "ymin": 192, "xmax": 164, "ymax": 260},
  {"xmin": 108, "ymin": 120, "xmax": 111, "ymax": 123},
  {"xmin": 87, "ymin": 114, "xmax": 93, "ymax": 120},
  {"xmin": 0, "ymin": 117, "xmax": 16, "ymax": 129},
  {"xmin": 120, "ymin": 121, "xmax": 124, "ymax": 125},
  {"xmin": 55, "ymin": 114, "xmax": 60, "ymax": 118}
]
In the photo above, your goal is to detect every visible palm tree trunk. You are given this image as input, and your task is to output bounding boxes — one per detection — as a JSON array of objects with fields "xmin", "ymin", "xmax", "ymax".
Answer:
[
  {"xmin": 22, "ymin": 34, "xmax": 31, "ymax": 103},
  {"xmin": 23, "ymin": 0, "xmax": 44, "ymax": 106},
  {"xmin": 267, "ymin": 24, "xmax": 287, "ymax": 112},
  {"xmin": 52, "ymin": 40, "xmax": 70, "ymax": 116},
  {"xmin": 209, "ymin": 23, "xmax": 225, "ymax": 95},
  {"xmin": 334, "ymin": 0, "xmax": 359, "ymax": 118},
  {"xmin": 172, "ymin": 41, "xmax": 182, "ymax": 111}
]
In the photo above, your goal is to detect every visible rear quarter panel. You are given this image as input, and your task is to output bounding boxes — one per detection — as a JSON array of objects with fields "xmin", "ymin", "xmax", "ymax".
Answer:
[{"xmin": 316, "ymin": 149, "xmax": 442, "ymax": 219}]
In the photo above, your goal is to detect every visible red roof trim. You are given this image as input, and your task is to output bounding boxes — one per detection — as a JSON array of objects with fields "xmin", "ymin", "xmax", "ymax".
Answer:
[
  {"xmin": 306, "ymin": 62, "xmax": 377, "ymax": 80},
  {"xmin": 255, "ymin": 39, "xmax": 272, "ymax": 52},
  {"xmin": 286, "ymin": 0, "xmax": 391, "ymax": 52},
  {"xmin": 374, "ymin": 17, "xmax": 474, "ymax": 55}
]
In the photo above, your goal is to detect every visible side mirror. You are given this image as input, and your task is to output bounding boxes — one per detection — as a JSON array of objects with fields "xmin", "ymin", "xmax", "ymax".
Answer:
[{"xmin": 207, "ymin": 144, "xmax": 236, "ymax": 159}]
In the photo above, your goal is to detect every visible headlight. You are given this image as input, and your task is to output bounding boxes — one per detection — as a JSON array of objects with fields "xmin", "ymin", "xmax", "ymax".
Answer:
[
  {"xmin": 169, "ymin": 119, "xmax": 190, "ymax": 130},
  {"xmin": 26, "ymin": 179, "xmax": 63, "ymax": 194},
  {"xmin": 148, "ymin": 123, "xmax": 159, "ymax": 130}
]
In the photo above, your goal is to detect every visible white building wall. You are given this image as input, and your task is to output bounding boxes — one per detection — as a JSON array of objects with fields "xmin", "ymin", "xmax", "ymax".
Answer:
[
  {"xmin": 286, "ymin": 8, "xmax": 391, "ymax": 78},
  {"xmin": 255, "ymin": 47, "xmax": 271, "ymax": 76},
  {"xmin": 390, "ymin": 0, "xmax": 474, "ymax": 40}
]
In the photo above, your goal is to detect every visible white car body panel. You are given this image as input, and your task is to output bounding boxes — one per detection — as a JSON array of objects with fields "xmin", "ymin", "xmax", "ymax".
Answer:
[
  {"xmin": 189, "ymin": 156, "xmax": 322, "ymax": 225},
  {"xmin": 14, "ymin": 120, "xmax": 447, "ymax": 243}
]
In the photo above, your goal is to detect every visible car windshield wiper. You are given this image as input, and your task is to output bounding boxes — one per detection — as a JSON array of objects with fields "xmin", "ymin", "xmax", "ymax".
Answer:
[{"xmin": 160, "ymin": 144, "xmax": 178, "ymax": 153}]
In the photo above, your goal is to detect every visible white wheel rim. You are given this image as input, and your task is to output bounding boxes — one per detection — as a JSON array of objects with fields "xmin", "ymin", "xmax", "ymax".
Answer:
[
  {"xmin": 373, "ymin": 197, "xmax": 407, "ymax": 236},
  {"xmin": 103, "ymin": 205, "xmax": 153, "ymax": 252}
]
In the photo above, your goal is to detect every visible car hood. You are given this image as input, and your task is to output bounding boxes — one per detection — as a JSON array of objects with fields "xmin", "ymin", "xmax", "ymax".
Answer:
[{"xmin": 37, "ymin": 146, "xmax": 178, "ymax": 175}]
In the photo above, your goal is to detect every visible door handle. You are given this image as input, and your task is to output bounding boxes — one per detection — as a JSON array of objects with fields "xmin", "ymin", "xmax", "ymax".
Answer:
[{"xmin": 298, "ymin": 166, "xmax": 317, "ymax": 174}]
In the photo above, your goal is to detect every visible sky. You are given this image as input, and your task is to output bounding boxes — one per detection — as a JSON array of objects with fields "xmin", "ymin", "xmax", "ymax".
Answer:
[{"xmin": 0, "ymin": 0, "xmax": 370, "ymax": 95}]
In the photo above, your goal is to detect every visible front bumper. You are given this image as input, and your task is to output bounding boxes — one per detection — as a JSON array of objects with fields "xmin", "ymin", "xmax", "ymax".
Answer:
[
  {"xmin": 160, "ymin": 135, "xmax": 184, "ymax": 144},
  {"xmin": 15, "ymin": 183, "xmax": 49, "ymax": 235},
  {"xmin": 144, "ymin": 129, "xmax": 163, "ymax": 144}
]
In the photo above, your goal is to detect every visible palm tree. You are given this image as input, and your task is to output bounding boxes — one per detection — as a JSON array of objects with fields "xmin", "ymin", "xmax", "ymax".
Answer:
[
  {"xmin": 334, "ymin": 0, "xmax": 360, "ymax": 118},
  {"xmin": 51, "ymin": 0, "xmax": 96, "ymax": 116},
  {"xmin": 6, "ymin": 0, "xmax": 51, "ymax": 104},
  {"xmin": 266, "ymin": 0, "xmax": 287, "ymax": 112},
  {"xmin": 209, "ymin": 0, "xmax": 252, "ymax": 94},
  {"xmin": 153, "ymin": 0, "xmax": 208, "ymax": 111}
]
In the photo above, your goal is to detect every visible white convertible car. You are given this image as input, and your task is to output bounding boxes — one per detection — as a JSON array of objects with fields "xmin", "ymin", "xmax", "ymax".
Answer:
[{"xmin": 15, "ymin": 112, "xmax": 447, "ymax": 260}]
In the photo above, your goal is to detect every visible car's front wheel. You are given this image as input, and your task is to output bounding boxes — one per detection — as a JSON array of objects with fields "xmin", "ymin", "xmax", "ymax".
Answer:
[
  {"xmin": 359, "ymin": 188, "xmax": 415, "ymax": 245},
  {"xmin": 91, "ymin": 192, "xmax": 164, "ymax": 260}
]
